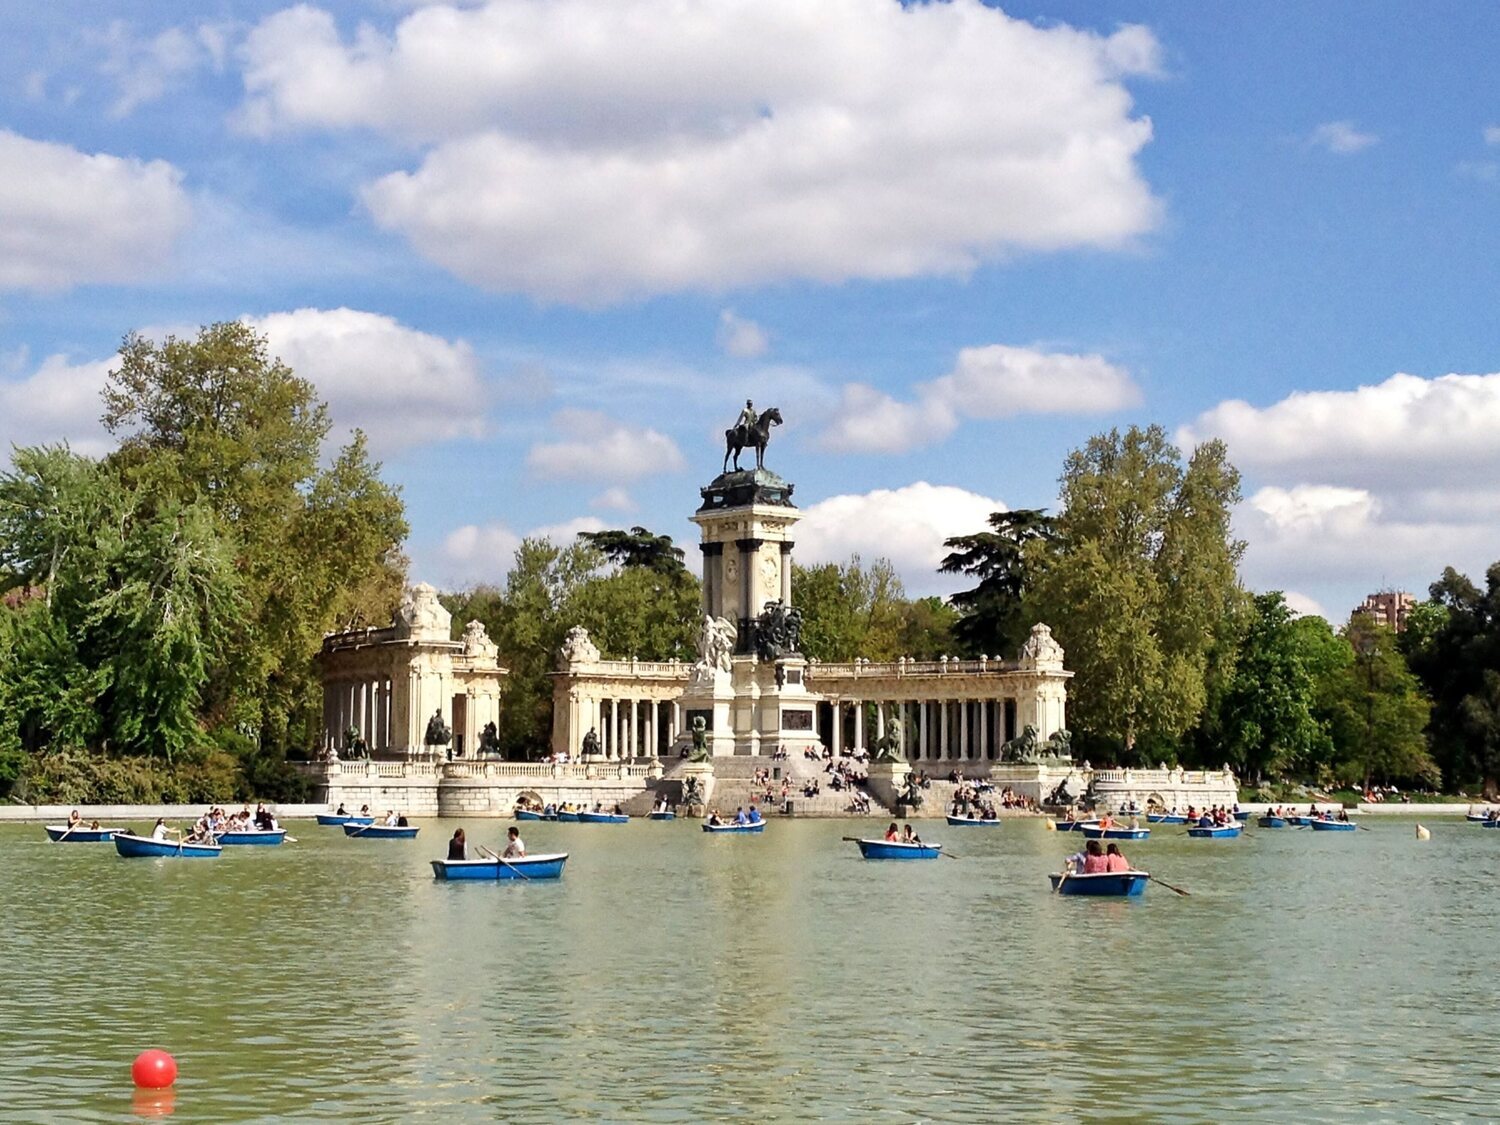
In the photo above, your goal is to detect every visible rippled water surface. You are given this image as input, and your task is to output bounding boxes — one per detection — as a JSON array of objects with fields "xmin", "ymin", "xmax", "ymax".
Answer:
[{"xmin": 1, "ymin": 816, "xmax": 1494, "ymax": 1122}]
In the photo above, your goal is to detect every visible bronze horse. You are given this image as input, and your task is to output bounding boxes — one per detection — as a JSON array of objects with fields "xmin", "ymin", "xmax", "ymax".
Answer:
[{"xmin": 723, "ymin": 407, "xmax": 783, "ymax": 473}]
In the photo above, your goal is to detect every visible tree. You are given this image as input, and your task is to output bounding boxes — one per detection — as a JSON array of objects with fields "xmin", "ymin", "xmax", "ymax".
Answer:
[
  {"xmin": 1026, "ymin": 426, "xmax": 1244, "ymax": 758},
  {"xmin": 939, "ymin": 509, "xmax": 1054, "ymax": 657},
  {"xmin": 1331, "ymin": 616, "xmax": 1435, "ymax": 789},
  {"xmin": 578, "ymin": 526, "xmax": 687, "ymax": 575},
  {"xmin": 791, "ymin": 556, "xmax": 909, "ymax": 661},
  {"xmin": 1213, "ymin": 592, "xmax": 1321, "ymax": 782},
  {"xmin": 1404, "ymin": 563, "xmax": 1500, "ymax": 794},
  {"xmin": 100, "ymin": 323, "xmax": 407, "ymax": 750}
]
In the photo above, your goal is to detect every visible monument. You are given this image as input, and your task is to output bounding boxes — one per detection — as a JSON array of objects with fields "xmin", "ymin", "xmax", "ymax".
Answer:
[{"xmin": 673, "ymin": 402, "xmax": 821, "ymax": 757}]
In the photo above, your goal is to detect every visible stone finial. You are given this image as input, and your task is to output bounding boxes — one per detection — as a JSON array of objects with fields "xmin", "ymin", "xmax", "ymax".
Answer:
[
  {"xmin": 394, "ymin": 582, "xmax": 452, "ymax": 641},
  {"xmin": 462, "ymin": 619, "xmax": 498, "ymax": 660},
  {"xmin": 558, "ymin": 625, "xmax": 602, "ymax": 667},
  {"xmin": 1018, "ymin": 622, "xmax": 1065, "ymax": 671}
]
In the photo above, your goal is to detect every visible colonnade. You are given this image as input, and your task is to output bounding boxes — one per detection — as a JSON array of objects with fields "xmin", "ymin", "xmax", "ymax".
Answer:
[
  {"xmin": 580, "ymin": 696, "xmax": 683, "ymax": 759},
  {"xmin": 324, "ymin": 676, "xmax": 394, "ymax": 755},
  {"xmin": 827, "ymin": 697, "xmax": 1020, "ymax": 761}
]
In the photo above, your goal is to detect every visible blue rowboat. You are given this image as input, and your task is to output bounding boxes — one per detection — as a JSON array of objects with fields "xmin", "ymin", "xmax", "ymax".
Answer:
[
  {"xmin": 114, "ymin": 833, "xmax": 221, "ymax": 858},
  {"xmin": 514, "ymin": 810, "xmax": 545, "ymax": 822},
  {"xmin": 315, "ymin": 813, "xmax": 374, "ymax": 826},
  {"xmin": 578, "ymin": 812, "xmax": 629, "ymax": 824},
  {"xmin": 343, "ymin": 823, "xmax": 419, "ymax": 839},
  {"xmin": 216, "ymin": 829, "xmax": 286, "ymax": 846},
  {"xmin": 1048, "ymin": 871, "xmax": 1149, "ymax": 897},
  {"xmin": 1465, "ymin": 812, "xmax": 1495, "ymax": 822},
  {"xmin": 1146, "ymin": 813, "xmax": 1187, "ymax": 824},
  {"xmin": 1233, "ymin": 810, "xmax": 1251, "ymax": 821},
  {"xmin": 648, "ymin": 811, "xmax": 676, "ymax": 821},
  {"xmin": 1480, "ymin": 820, "xmax": 1500, "ymax": 829},
  {"xmin": 1054, "ymin": 820, "xmax": 1095, "ymax": 833},
  {"xmin": 1285, "ymin": 816, "xmax": 1313, "ymax": 826},
  {"xmin": 555, "ymin": 811, "xmax": 581, "ymax": 823},
  {"xmin": 702, "ymin": 821, "xmax": 765, "ymax": 833},
  {"xmin": 946, "ymin": 815, "xmax": 1001, "ymax": 827},
  {"xmin": 45, "ymin": 825, "xmax": 124, "ymax": 842},
  {"xmin": 430, "ymin": 852, "xmax": 568, "ymax": 881},
  {"xmin": 1309, "ymin": 819, "xmax": 1356, "ymax": 832},
  {"xmin": 1257, "ymin": 816, "xmax": 1289, "ymax": 828},
  {"xmin": 856, "ymin": 838, "xmax": 942, "ymax": 860},
  {"xmin": 1080, "ymin": 824, "xmax": 1150, "ymax": 841},
  {"xmin": 1187, "ymin": 824, "xmax": 1241, "ymax": 838}
]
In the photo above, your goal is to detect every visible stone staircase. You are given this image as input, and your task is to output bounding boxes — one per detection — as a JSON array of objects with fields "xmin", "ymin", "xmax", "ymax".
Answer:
[{"xmin": 701, "ymin": 754, "xmax": 891, "ymax": 818}]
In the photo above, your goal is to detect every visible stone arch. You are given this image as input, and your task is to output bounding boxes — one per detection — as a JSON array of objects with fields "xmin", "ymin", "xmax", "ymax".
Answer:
[{"xmin": 515, "ymin": 789, "xmax": 544, "ymax": 813}]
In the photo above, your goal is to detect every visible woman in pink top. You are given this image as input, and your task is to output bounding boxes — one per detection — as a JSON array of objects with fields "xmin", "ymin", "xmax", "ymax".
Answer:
[
  {"xmin": 1081, "ymin": 840, "xmax": 1109, "ymax": 873},
  {"xmin": 1104, "ymin": 843, "xmax": 1131, "ymax": 872}
]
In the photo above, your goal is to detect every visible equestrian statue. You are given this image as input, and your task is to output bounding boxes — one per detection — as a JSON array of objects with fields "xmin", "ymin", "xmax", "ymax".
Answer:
[{"xmin": 723, "ymin": 400, "xmax": 784, "ymax": 473}]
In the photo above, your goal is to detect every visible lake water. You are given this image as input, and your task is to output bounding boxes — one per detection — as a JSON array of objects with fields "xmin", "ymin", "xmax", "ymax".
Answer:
[{"xmin": 1, "ymin": 816, "xmax": 1494, "ymax": 1122}]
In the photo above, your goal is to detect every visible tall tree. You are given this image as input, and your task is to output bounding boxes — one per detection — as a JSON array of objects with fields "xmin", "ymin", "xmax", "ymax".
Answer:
[
  {"xmin": 1332, "ymin": 615, "xmax": 1436, "ymax": 789},
  {"xmin": 939, "ymin": 509, "xmax": 1054, "ymax": 657},
  {"xmin": 1212, "ymin": 592, "xmax": 1321, "ymax": 782},
  {"xmin": 578, "ymin": 526, "xmax": 687, "ymax": 575},
  {"xmin": 99, "ymin": 323, "xmax": 407, "ymax": 749},
  {"xmin": 1026, "ymin": 426, "xmax": 1244, "ymax": 758},
  {"xmin": 791, "ymin": 555, "xmax": 909, "ymax": 661}
]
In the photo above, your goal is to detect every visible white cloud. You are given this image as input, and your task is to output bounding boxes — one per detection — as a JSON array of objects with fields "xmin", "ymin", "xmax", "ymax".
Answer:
[
  {"xmin": 0, "ymin": 130, "xmax": 190, "ymax": 291},
  {"xmin": 248, "ymin": 308, "xmax": 488, "ymax": 454},
  {"xmin": 590, "ymin": 487, "xmax": 635, "ymax": 512},
  {"xmin": 1308, "ymin": 120, "xmax": 1378, "ymax": 154},
  {"xmin": 717, "ymin": 310, "xmax": 769, "ymax": 359},
  {"xmin": 527, "ymin": 409, "xmax": 685, "ymax": 481},
  {"xmin": 1483, "ymin": 125, "xmax": 1500, "ymax": 146},
  {"xmin": 1177, "ymin": 371, "xmax": 1500, "ymax": 490},
  {"xmin": 1281, "ymin": 591, "xmax": 1328, "ymax": 620},
  {"xmin": 241, "ymin": 0, "xmax": 1160, "ymax": 301},
  {"xmin": 96, "ymin": 21, "xmax": 231, "ymax": 117},
  {"xmin": 0, "ymin": 354, "xmax": 115, "ymax": 458},
  {"xmin": 438, "ymin": 514, "xmax": 605, "ymax": 586},
  {"xmin": 822, "ymin": 344, "xmax": 1140, "ymax": 453},
  {"xmin": 797, "ymin": 481, "xmax": 1005, "ymax": 597}
]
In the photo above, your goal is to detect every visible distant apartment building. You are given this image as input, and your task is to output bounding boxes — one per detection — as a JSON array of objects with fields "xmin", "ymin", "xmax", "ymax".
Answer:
[{"xmin": 1355, "ymin": 590, "xmax": 1416, "ymax": 632}]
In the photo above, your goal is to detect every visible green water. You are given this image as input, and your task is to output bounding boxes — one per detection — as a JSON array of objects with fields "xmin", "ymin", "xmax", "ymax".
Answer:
[{"xmin": 1, "ymin": 817, "xmax": 1493, "ymax": 1122}]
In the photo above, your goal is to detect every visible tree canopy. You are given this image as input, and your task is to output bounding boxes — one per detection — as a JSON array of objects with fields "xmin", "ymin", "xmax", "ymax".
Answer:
[{"xmin": 939, "ymin": 508, "xmax": 1054, "ymax": 658}]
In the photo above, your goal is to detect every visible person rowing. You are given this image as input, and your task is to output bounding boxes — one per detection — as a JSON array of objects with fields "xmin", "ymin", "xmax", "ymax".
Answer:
[
  {"xmin": 902, "ymin": 824, "xmax": 923, "ymax": 846},
  {"xmin": 150, "ymin": 818, "xmax": 174, "ymax": 842},
  {"xmin": 503, "ymin": 826, "xmax": 526, "ymax": 859},
  {"xmin": 383, "ymin": 809, "xmax": 399, "ymax": 827}
]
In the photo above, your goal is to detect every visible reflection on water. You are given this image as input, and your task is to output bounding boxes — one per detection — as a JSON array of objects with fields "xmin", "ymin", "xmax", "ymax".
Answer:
[{"xmin": 0, "ymin": 818, "xmax": 1493, "ymax": 1121}]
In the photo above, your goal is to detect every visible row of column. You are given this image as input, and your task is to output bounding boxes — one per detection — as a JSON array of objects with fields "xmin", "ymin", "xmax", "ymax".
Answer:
[
  {"xmin": 829, "ymin": 698, "xmax": 1018, "ymax": 761},
  {"xmin": 583, "ymin": 698, "xmax": 684, "ymax": 759},
  {"xmin": 325, "ymin": 677, "xmax": 393, "ymax": 754}
]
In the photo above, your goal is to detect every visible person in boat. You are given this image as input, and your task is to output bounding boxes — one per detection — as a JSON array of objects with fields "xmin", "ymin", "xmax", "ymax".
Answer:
[
  {"xmin": 1198, "ymin": 812, "xmax": 1214, "ymax": 828},
  {"xmin": 612, "ymin": 803, "xmax": 624, "ymax": 816},
  {"xmin": 747, "ymin": 805, "xmax": 763, "ymax": 824},
  {"xmin": 1104, "ymin": 843, "xmax": 1131, "ymax": 873},
  {"xmin": 707, "ymin": 808, "xmax": 723, "ymax": 827},
  {"xmin": 396, "ymin": 814, "xmax": 410, "ymax": 827},
  {"xmin": 1337, "ymin": 809, "xmax": 1349, "ymax": 823},
  {"xmin": 383, "ymin": 809, "xmax": 399, "ymax": 826},
  {"xmin": 884, "ymin": 822, "xmax": 900, "ymax": 842},
  {"xmin": 359, "ymin": 804, "xmax": 371, "ymax": 817},
  {"xmin": 1065, "ymin": 844, "xmax": 1088, "ymax": 874},
  {"xmin": 1082, "ymin": 839, "xmax": 1108, "ymax": 873},
  {"xmin": 67, "ymin": 809, "xmax": 82, "ymax": 829},
  {"xmin": 902, "ymin": 824, "xmax": 922, "ymax": 846},
  {"xmin": 734, "ymin": 807, "xmax": 749, "ymax": 825},
  {"xmin": 448, "ymin": 828, "xmax": 467, "ymax": 860},
  {"xmin": 1097, "ymin": 812, "xmax": 1115, "ymax": 830},
  {"xmin": 503, "ymin": 825, "xmax": 526, "ymax": 859},
  {"xmin": 150, "ymin": 818, "xmax": 173, "ymax": 841},
  {"xmin": 335, "ymin": 803, "xmax": 348, "ymax": 816}
]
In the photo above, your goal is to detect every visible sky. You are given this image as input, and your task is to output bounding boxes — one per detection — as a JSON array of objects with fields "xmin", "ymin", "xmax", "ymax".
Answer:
[{"xmin": 3, "ymin": 0, "xmax": 1499, "ymax": 624}]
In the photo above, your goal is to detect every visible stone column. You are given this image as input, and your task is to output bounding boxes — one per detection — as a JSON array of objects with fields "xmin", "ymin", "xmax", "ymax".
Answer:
[
  {"xmin": 979, "ymin": 699, "xmax": 989, "ymax": 760},
  {"xmin": 960, "ymin": 700, "xmax": 970, "ymax": 760},
  {"xmin": 853, "ymin": 701, "xmax": 865, "ymax": 753},
  {"xmin": 670, "ymin": 701, "xmax": 681, "ymax": 746},
  {"xmin": 919, "ymin": 701, "xmax": 929, "ymax": 759},
  {"xmin": 897, "ymin": 701, "xmax": 908, "ymax": 756},
  {"xmin": 779, "ymin": 542, "xmax": 794, "ymax": 605},
  {"xmin": 940, "ymin": 700, "xmax": 950, "ymax": 760},
  {"xmin": 627, "ymin": 698, "xmax": 639, "ymax": 759},
  {"xmin": 645, "ymin": 700, "xmax": 657, "ymax": 757},
  {"xmin": 832, "ymin": 701, "xmax": 843, "ymax": 756},
  {"xmin": 608, "ymin": 699, "xmax": 620, "ymax": 760}
]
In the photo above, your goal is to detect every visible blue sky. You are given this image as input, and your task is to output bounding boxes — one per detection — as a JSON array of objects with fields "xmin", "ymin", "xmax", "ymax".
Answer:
[{"xmin": 3, "ymin": 1, "xmax": 1498, "ymax": 624}]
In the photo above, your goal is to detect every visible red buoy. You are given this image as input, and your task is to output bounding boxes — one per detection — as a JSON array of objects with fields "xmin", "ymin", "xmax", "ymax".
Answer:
[{"xmin": 131, "ymin": 1049, "xmax": 177, "ymax": 1089}]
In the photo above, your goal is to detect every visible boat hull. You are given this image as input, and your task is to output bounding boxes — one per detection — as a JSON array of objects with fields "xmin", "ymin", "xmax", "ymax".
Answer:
[
  {"xmin": 430, "ymin": 853, "xmax": 568, "ymax": 880},
  {"xmin": 1146, "ymin": 814, "xmax": 1187, "ymax": 825},
  {"xmin": 315, "ymin": 814, "xmax": 373, "ymax": 826},
  {"xmin": 1480, "ymin": 820, "xmax": 1500, "ymax": 829},
  {"xmin": 343, "ymin": 824, "xmax": 419, "ymax": 839},
  {"xmin": 514, "ymin": 810, "xmax": 545, "ymax": 822},
  {"xmin": 1049, "ymin": 871, "xmax": 1148, "ymax": 897},
  {"xmin": 1054, "ymin": 820, "xmax": 1095, "ymax": 832},
  {"xmin": 114, "ymin": 833, "xmax": 221, "ymax": 858},
  {"xmin": 1080, "ymin": 825, "xmax": 1150, "ymax": 840},
  {"xmin": 45, "ymin": 826, "xmax": 123, "ymax": 842},
  {"xmin": 216, "ymin": 829, "xmax": 286, "ymax": 846},
  {"xmin": 856, "ymin": 839, "xmax": 942, "ymax": 859},
  {"xmin": 945, "ymin": 815, "xmax": 1000, "ymax": 827},
  {"xmin": 578, "ymin": 812, "xmax": 629, "ymax": 824},
  {"xmin": 702, "ymin": 822, "xmax": 765, "ymax": 833},
  {"xmin": 648, "ymin": 811, "xmax": 676, "ymax": 821},
  {"xmin": 1233, "ymin": 811, "xmax": 1251, "ymax": 821},
  {"xmin": 1257, "ymin": 816, "xmax": 1289, "ymax": 828},
  {"xmin": 1309, "ymin": 820, "xmax": 1356, "ymax": 832},
  {"xmin": 555, "ymin": 812, "xmax": 581, "ymax": 823},
  {"xmin": 1187, "ymin": 825, "xmax": 1241, "ymax": 838}
]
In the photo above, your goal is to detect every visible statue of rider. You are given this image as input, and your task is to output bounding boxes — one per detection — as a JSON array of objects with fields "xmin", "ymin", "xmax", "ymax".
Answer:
[{"xmin": 735, "ymin": 399, "xmax": 756, "ymax": 440}]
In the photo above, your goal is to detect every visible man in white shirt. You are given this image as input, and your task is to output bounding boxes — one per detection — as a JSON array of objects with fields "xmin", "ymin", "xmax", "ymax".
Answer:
[{"xmin": 503, "ymin": 826, "xmax": 526, "ymax": 858}]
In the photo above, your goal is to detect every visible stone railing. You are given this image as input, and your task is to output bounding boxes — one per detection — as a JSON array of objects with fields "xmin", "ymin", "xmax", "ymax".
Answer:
[
  {"xmin": 295, "ymin": 759, "xmax": 659, "ymax": 781},
  {"xmin": 808, "ymin": 656, "xmax": 1017, "ymax": 677},
  {"xmin": 1091, "ymin": 767, "xmax": 1236, "ymax": 786},
  {"xmin": 560, "ymin": 658, "xmax": 691, "ymax": 678}
]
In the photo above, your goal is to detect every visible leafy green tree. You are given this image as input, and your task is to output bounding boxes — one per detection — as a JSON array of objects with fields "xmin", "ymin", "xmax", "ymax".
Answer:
[
  {"xmin": 791, "ymin": 555, "xmax": 910, "ymax": 661},
  {"xmin": 570, "ymin": 566, "xmax": 700, "ymax": 662},
  {"xmin": 100, "ymin": 323, "xmax": 407, "ymax": 749},
  {"xmin": 939, "ymin": 509, "xmax": 1054, "ymax": 657},
  {"xmin": 1404, "ymin": 563, "xmax": 1500, "ymax": 794},
  {"xmin": 1026, "ymin": 426, "xmax": 1244, "ymax": 758},
  {"xmin": 1331, "ymin": 616, "xmax": 1436, "ymax": 788},
  {"xmin": 895, "ymin": 596, "xmax": 959, "ymax": 660},
  {"xmin": 1213, "ymin": 592, "xmax": 1321, "ymax": 782},
  {"xmin": 578, "ymin": 526, "xmax": 687, "ymax": 575}
]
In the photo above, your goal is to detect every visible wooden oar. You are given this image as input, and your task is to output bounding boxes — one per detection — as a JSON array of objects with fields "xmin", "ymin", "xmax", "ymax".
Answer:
[
  {"xmin": 1149, "ymin": 874, "xmax": 1191, "ymax": 896},
  {"xmin": 479, "ymin": 844, "xmax": 530, "ymax": 880},
  {"xmin": 53, "ymin": 821, "xmax": 79, "ymax": 842}
]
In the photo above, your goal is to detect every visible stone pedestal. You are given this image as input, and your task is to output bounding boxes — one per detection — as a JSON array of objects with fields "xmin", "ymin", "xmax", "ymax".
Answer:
[
  {"xmin": 679, "ymin": 759, "xmax": 716, "ymax": 817},
  {"xmin": 866, "ymin": 760, "xmax": 913, "ymax": 812}
]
